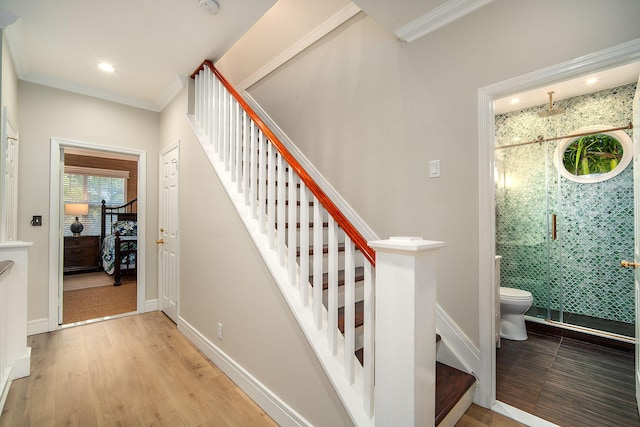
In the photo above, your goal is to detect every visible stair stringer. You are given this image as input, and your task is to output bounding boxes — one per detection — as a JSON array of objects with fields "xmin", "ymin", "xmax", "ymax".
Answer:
[
  {"xmin": 435, "ymin": 305, "xmax": 481, "ymax": 385},
  {"xmin": 186, "ymin": 114, "xmax": 374, "ymax": 427}
]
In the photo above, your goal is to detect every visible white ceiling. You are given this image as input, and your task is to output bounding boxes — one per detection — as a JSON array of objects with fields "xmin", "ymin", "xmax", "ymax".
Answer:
[
  {"xmin": 0, "ymin": 0, "xmax": 277, "ymax": 112},
  {"xmin": 495, "ymin": 61, "xmax": 640, "ymax": 115}
]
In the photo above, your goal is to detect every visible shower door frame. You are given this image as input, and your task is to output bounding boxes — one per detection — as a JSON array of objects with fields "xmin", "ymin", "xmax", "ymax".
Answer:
[{"xmin": 477, "ymin": 39, "xmax": 640, "ymax": 409}]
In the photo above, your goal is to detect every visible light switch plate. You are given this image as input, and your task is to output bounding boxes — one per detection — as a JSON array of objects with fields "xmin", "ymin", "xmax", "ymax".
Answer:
[{"xmin": 429, "ymin": 160, "xmax": 441, "ymax": 178}]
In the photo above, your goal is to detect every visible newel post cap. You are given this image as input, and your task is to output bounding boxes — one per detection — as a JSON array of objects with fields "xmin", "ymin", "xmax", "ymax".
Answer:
[{"xmin": 368, "ymin": 236, "xmax": 445, "ymax": 254}]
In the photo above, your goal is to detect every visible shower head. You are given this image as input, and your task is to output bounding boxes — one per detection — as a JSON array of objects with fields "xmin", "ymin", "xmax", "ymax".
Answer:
[{"xmin": 538, "ymin": 91, "xmax": 565, "ymax": 117}]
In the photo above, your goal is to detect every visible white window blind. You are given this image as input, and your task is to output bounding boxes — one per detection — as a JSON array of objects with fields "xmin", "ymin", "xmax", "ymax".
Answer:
[{"xmin": 63, "ymin": 168, "xmax": 127, "ymax": 237}]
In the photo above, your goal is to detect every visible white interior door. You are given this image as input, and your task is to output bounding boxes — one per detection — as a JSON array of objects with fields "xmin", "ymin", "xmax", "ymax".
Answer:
[
  {"xmin": 159, "ymin": 143, "xmax": 179, "ymax": 323},
  {"xmin": 633, "ymin": 74, "xmax": 640, "ymax": 411}
]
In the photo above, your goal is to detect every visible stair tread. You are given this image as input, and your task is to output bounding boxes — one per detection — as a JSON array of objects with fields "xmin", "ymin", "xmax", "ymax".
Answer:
[
  {"xmin": 309, "ymin": 266, "xmax": 365, "ymax": 290},
  {"xmin": 435, "ymin": 362, "xmax": 476, "ymax": 425},
  {"xmin": 276, "ymin": 222, "xmax": 329, "ymax": 229},
  {"xmin": 337, "ymin": 300, "xmax": 364, "ymax": 333},
  {"xmin": 297, "ymin": 242, "xmax": 345, "ymax": 257}
]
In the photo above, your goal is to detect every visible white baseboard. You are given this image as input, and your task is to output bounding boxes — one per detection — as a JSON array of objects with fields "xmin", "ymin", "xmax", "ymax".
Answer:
[
  {"xmin": 178, "ymin": 316, "xmax": 311, "ymax": 427},
  {"xmin": 27, "ymin": 318, "xmax": 49, "ymax": 336},
  {"xmin": 9, "ymin": 347, "xmax": 30, "ymax": 379},
  {"xmin": 144, "ymin": 298, "xmax": 158, "ymax": 312},
  {"xmin": 436, "ymin": 304, "xmax": 480, "ymax": 376},
  {"xmin": 0, "ymin": 368, "xmax": 13, "ymax": 416}
]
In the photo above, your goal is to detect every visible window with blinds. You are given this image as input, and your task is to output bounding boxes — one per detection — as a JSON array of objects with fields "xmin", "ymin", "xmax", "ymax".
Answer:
[{"xmin": 63, "ymin": 168, "xmax": 128, "ymax": 237}]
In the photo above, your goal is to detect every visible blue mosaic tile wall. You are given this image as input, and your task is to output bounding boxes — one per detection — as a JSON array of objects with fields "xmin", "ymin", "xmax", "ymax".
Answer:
[{"xmin": 495, "ymin": 83, "xmax": 636, "ymax": 325}]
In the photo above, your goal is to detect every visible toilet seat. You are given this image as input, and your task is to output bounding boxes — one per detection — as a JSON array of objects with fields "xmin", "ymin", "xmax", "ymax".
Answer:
[{"xmin": 500, "ymin": 287, "xmax": 532, "ymax": 301}]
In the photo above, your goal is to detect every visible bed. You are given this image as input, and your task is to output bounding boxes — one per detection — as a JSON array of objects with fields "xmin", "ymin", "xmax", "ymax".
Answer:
[{"xmin": 100, "ymin": 199, "xmax": 138, "ymax": 286}]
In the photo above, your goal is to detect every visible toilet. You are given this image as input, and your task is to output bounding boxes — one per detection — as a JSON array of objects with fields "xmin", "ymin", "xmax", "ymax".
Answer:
[{"xmin": 499, "ymin": 287, "xmax": 533, "ymax": 340}]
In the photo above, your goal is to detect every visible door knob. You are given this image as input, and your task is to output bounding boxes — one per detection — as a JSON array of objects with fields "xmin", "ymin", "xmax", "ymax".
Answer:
[
  {"xmin": 156, "ymin": 239, "xmax": 164, "ymax": 244},
  {"xmin": 620, "ymin": 260, "xmax": 640, "ymax": 269}
]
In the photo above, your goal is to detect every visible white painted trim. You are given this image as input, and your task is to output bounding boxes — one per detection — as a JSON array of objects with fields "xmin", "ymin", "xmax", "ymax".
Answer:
[
  {"xmin": 242, "ymin": 93, "xmax": 378, "ymax": 243},
  {"xmin": 145, "ymin": 299, "xmax": 159, "ymax": 313},
  {"xmin": 477, "ymin": 38, "xmax": 640, "ymax": 408},
  {"xmin": 8, "ymin": 347, "xmax": 30, "ymax": 379},
  {"xmin": 0, "ymin": 365, "xmax": 12, "ymax": 417},
  {"xmin": 27, "ymin": 318, "xmax": 48, "ymax": 336},
  {"xmin": 436, "ymin": 305, "xmax": 480, "ymax": 375},
  {"xmin": 395, "ymin": 0, "xmax": 493, "ymax": 43},
  {"xmin": 48, "ymin": 138, "xmax": 147, "ymax": 332},
  {"xmin": 178, "ymin": 316, "xmax": 312, "ymax": 427},
  {"xmin": 236, "ymin": 3, "xmax": 362, "ymax": 91},
  {"xmin": 492, "ymin": 401, "xmax": 559, "ymax": 427}
]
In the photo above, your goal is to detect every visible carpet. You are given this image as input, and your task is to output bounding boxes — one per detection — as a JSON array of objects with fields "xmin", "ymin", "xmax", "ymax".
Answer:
[
  {"xmin": 63, "ymin": 281, "xmax": 137, "ymax": 324},
  {"xmin": 63, "ymin": 271, "xmax": 115, "ymax": 291}
]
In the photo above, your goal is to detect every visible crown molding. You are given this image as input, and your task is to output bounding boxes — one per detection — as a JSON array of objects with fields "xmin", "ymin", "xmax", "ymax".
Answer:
[{"xmin": 395, "ymin": 0, "xmax": 493, "ymax": 43}]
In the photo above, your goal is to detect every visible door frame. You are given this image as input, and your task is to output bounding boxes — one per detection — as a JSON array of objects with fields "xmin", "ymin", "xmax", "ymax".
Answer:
[
  {"xmin": 48, "ymin": 137, "xmax": 147, "ymax": 331},
  {"xmin": 158, "ymin": 141, "xmax": 180, "ymax": 322},
  {"xmin": 477, "ymin": 38, "xmax": 640, "ymax": 408}
]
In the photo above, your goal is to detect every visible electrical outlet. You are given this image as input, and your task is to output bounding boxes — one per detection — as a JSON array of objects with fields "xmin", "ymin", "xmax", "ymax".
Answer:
[{"xmin": 217, "ymin": 323, "xmax": 223, "ymax": 341}]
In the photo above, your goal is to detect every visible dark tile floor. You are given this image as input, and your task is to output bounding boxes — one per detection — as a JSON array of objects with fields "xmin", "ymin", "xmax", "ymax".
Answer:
[{"xmin": 497, "ymin": 330, "xmax": 640, "ymax": 426}]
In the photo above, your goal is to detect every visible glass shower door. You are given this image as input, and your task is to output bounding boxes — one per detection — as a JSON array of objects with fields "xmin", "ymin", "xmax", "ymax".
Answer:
[{"xmin": 495, "ymin": 138, "xmax": 553, "ymax": 320}]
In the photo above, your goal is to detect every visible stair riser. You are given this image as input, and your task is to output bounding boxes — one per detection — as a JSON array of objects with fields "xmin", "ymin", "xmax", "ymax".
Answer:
[
  {"xmin": 318, "ymin": 280, "xmax": 364, "ymax": 309},
  {"xmin": 301, "ymin": 252, "xmax": 365, "ymax": 271}
]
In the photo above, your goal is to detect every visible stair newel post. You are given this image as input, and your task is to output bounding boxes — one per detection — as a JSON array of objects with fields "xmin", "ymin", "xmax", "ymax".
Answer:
[{"xmin": 369, "ymin": 236, "xmax": 445, "ymax": 427}]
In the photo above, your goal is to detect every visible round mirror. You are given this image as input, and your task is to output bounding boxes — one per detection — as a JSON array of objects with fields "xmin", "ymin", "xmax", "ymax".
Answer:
[{"xmin": 554, "ymin": 125, "xmax": 632, "ymax": 183}]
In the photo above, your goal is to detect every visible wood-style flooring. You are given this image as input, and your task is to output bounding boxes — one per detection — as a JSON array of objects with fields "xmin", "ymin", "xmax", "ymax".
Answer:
[
  {"xmin": 497, "ymin": 330, "xmax": 640, "ymax": 426},
  {"xmin": 0, "ymin": 312, "xmax": 277, "ymax": 426}
]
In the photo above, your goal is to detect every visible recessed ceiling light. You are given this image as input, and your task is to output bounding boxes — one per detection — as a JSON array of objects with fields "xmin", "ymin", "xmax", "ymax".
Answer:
[
  {"xmin": 510, "ymin": 97, "xmax": 520, "ymax": 104},
  {"xmin": 586, "ymin": 77, "xmax": 598, "ymax": 85},
  {"xmin": 98, "ymin": 62, "xmax": 115, "ymax": 73}
]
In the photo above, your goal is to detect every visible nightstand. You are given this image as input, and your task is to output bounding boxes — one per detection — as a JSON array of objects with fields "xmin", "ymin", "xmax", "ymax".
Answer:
[{"xmin": 64, "ymin": 235, "xmax": 100, "ymax": 273}]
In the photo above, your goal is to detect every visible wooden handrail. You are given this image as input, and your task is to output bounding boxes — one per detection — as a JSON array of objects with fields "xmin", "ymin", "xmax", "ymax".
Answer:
[{"xmin": 191, "ymin": 60, "xmax": 375, "ymax": 265}]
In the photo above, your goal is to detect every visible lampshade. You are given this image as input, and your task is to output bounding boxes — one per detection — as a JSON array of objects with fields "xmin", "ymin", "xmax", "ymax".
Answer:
[{"xmin": 65, "ymin": 203, "xmax": 89, "ymax": 216}]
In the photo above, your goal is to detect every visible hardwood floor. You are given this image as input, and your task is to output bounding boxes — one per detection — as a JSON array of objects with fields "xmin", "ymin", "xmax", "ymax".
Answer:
[
  {"xmin": 0, "ymin": 312, "xmax": 277, "ymax": 426},
  {"xmin": 497, "ymin": 330, "xmax": 640, "ymax": 426},
  {"xmin": 455, "ymin": 404, "xmax": 526, "ymax": 427}
]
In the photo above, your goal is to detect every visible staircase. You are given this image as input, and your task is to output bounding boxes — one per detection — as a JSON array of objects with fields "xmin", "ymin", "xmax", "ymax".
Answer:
[{"xmin": 188, "ymin": 60, "xmax": 475, "ymax": 426}]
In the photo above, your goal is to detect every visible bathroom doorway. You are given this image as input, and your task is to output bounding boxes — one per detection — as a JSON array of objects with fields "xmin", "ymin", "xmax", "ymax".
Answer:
[
  {"xmin": 477, "ymin": 40, "xmax": 640, "ymax": 418},
  {"xmin": 494, "ymin": 76, "xmax": 638, "ymax": 338}
]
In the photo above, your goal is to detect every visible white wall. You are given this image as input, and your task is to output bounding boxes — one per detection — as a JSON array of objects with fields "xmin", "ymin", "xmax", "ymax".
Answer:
[
  {"xmin": 159, "ymin": 86, "xmax": 354, "ymax": 426},
  {"xmin": 17, "ymin": 81, "xmax": 160, "ymax": 323},
  {"xmin": 218, "ymin": 0, "xmax": 640, "ymax": 346}
]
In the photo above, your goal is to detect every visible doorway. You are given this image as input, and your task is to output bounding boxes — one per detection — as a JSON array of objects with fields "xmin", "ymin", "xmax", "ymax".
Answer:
[
  {"xmin": 61, "ymin": 147, "xmax": 139, "ymax": 324},
  {"xmin": 476, "ymin": 39, "xmax": 640, "ymax": 413},
  {"xmin": 48, "ymin": 138, "xmax": 147, "ymax": 331}
]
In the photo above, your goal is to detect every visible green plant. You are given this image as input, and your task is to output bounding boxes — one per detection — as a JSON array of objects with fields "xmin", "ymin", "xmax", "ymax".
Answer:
[{"xmin": 562, "ymin": 134, "xmax": 622, "ymax": 176}]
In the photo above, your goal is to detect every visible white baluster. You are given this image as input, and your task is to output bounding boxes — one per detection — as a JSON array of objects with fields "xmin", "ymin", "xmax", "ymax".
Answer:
[
  {"xmin": 194, "ymin": 73, "xmax": 201, "ymax": 128},
  {"xmin": 312, "ymin": 198, "xmax": 323, "ymax": 329},
  {"xmin": 328, "ymin": 216, "xmax": 338, "ymax": 355},
  {"xmin": 299, "ymin": 183, "xmax": 309, "ymax": 306},
  {"xmin": 267, "ymin": 145, "xmax": 276, "ymax": 248},
  {"xmin": 223, "ymin": 89, "xmax": 230, "ymax": 167},
  {"xmin": 258, "ymin": 129, "xmax": 266, "ymax": 233},
  {"xmin": 344, "ymin": 234, "xmax": 355, "ymax": 384},
  {"xmin": 249, "ymin": 121, "xmax": 257, "ymax": 219},
  {"xmin": 363, "ymin": 261, "xmax": 375, "ymax": 417},
  {"xmin": 287, "ymin": 169, "xmax": 298, "ymax": 287},
  {"xmin": 276, "ymin": 155, "xmax": 286, "ymax": 265},
  {"xmin": 207, "ymin": 69, "xmax": 214, "ymax": 147},
  {"xmin": 216, "ymin": 79, "xmax": 223, "ymax": 155},
  {"xmin": 235, "ymin": 102, "xmax": 242, "ymax": 191},
  {"xmin": 242, "ymin": 111, "xmax": 250, "ymax": 205},
  {"xmin": 231, "ymin": 100, "xmax": 236, "ymax": 181}
]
